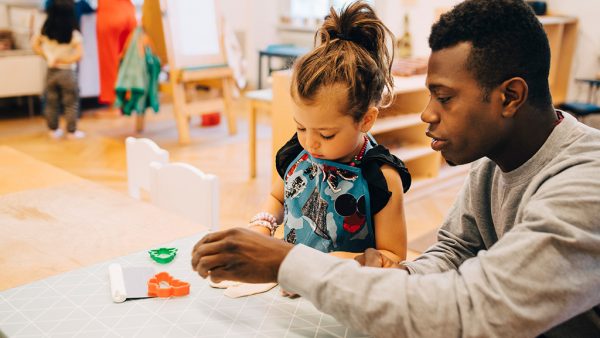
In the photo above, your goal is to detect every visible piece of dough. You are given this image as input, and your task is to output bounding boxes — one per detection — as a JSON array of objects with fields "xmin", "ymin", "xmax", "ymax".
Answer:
[
  {"xmin": 208, "ymin": 278, "xmax": 241, "ymax": 289},
  {"xmin": 223, "ymin": 282, "xmax": 278, "ymax": 298}
]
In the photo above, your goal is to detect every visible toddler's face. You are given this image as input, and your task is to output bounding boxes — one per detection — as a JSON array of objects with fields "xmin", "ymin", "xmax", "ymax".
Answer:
[{"xmin": 292, "ymin": 83, "xmax": 368, "ymax": 163}]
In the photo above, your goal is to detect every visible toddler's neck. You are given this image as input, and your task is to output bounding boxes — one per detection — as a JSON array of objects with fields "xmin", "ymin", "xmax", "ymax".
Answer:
[{"xmin": 348, "ymin": 135, "xmax": 369, "ymax": 167}]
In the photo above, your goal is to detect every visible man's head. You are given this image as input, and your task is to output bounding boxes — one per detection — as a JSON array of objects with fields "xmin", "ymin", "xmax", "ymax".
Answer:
[
  {"xmin": 422, "ymin": 0, "xmax": 553, "ymax": 166},
  {"xmin": 430, "ymin": 0, "xmax": 551, "ymax": 107}
]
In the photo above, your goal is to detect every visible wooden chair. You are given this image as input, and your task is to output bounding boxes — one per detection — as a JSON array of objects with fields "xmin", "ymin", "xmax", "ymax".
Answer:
[
  {"xmin": 125, "ymin": 137, "xmax": 169, "ymax": 200},
  {"xmin": 149, "ymin": 162, "xmax": 220, "ymax": 230},
  {"xmin": 143, "ymin": 0, "xmax": 238, "ymax": 144}
]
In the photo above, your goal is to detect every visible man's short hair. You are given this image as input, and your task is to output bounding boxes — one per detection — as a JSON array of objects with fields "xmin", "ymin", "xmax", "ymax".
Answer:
[{"xmin": 429, "ymin": 0, "xmax": 552, "ymax": 107}]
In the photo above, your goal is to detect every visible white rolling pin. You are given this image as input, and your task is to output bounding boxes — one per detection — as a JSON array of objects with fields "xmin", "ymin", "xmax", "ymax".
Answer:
[{"xmin": 108, "ymin": 263, "xmax": 127, "ymax": 303}]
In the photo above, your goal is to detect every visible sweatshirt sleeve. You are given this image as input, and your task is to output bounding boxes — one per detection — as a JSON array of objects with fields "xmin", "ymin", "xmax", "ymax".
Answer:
[{"xmin": 277, "ymin": 164, "xmax": 600, "ymax": 337}]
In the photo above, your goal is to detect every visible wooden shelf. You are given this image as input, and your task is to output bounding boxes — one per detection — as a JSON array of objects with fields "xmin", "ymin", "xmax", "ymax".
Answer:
[
  {"xmin": 371, "ymin": 113, "xmax": 423, "ymax": 135},
  {"xmin": 388, "ymin": 144, "xmax": 435, "ymax": 162},
  {"xmin": 271, "ymin": 72, "xmax": 438, "ymax": 181},
  {"xmin": 392, "ymin": 75, "xmax": 427, "ymax": 94},
  {"xmin": 405, "ymin": 164, "xmax": 470, "ymax": 203},
  {"xmin": 269, "ymin": 16, "xmax": 576, "ymax": 184},
  {"xmin": 538, "ymin": 15, "xmax": 577, "ymax": 25},
  {"xmin": 540, "ymin": 15, "xmax": 578, "ymax": 104}
]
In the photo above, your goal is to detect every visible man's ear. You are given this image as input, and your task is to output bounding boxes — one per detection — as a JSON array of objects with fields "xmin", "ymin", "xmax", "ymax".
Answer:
[
  {"xmin": 499, "ymin": 77, "xmax": 528, "ymax": 118},
  {"xmin": 360, "ymin": 107, "xmax": 379, "ymax": 132}
]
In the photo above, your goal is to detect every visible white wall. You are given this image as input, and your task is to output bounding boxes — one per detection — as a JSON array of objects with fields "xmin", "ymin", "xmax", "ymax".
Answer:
[
  {"xmin": 546, "ymin": 0, "xmax": 600, "ymax": 101},
  {"xmin": 376, "ymin": 0, "xmax": 461, "ymax": 57},
  {"xmin": 0, "ymin": 4, "xmax": 8, "ymax": 29},
  {"xmin": 220, "ymin": 0, "xmax": 280, "ymax": 89}
]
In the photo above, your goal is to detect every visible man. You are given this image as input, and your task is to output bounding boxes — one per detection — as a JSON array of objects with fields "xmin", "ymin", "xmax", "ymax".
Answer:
[{"xmin": 191, "ymin": 0, "xmax": 600, "ymax": 337}]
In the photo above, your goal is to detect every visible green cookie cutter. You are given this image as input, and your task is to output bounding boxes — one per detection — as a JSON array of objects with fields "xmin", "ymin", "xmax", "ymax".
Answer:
[{"xmin": 148, "ymin": 247, "xmax": 178, "ymax": 264}]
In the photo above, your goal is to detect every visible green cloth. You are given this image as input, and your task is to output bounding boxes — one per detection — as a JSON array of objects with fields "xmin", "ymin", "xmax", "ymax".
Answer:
[{"xmin": 115, "ymin": 27, "xmax": 161, "ymax": 116}]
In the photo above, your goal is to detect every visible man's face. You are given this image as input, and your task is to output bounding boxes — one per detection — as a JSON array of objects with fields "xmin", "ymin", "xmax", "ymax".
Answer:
[{"xmin": 422, "ymin": 42, "xmax": 508, "ymax": 166}]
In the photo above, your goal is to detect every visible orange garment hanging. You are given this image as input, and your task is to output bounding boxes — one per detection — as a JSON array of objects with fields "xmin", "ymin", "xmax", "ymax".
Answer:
[{"xmin": 96, "ymin": 0, "xmax": 137, "ymax": 104}]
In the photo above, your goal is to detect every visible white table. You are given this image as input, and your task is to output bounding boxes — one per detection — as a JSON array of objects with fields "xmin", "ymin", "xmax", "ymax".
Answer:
[{"xmin": 0, "ymin": 234, "xmax": 367, "ymax": 338}]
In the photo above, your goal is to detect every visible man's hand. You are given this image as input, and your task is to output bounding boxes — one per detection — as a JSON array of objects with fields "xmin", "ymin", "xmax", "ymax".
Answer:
[
  {"xmin": 354, "ymin": 248, "xmax": 408, "ymax": 270},
  {"xmin": 191, "ymin": 227, "xmax": 294, "ymax": 283}
]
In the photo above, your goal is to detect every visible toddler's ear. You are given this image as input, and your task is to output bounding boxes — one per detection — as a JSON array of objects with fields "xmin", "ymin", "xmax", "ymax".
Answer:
[{"xmin": 361, "ymin": 107, "xmax": 379, "ymax": 132}]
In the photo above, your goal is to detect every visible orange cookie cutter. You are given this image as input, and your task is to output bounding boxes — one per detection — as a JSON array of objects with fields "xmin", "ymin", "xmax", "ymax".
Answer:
[{"xmin": 147, "ymin": 272, "xmax": 190, "ymax": 298}]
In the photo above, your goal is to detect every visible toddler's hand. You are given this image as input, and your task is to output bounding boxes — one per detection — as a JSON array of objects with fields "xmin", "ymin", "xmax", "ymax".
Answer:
[{"xmin": 355, "ymin": 248, "xmax": 406, "ymax": 270}]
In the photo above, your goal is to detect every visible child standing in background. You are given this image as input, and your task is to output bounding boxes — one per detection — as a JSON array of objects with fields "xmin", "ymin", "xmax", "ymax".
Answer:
[
  {"xmin": 249, "ymin": 2, "xmax": 411, "ymax": 267},
  {"xmin": 32, "ymin": 0, "xmax": 84, "ymax": 139}
]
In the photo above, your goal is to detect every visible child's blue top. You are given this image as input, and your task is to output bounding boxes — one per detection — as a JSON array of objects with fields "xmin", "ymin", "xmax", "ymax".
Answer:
[{"xmin": 276, "ymin": 134, "xmax": 411, "ymax": 253}]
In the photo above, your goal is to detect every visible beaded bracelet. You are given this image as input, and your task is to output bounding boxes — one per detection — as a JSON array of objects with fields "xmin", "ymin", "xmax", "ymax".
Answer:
[{"xmin": 248, "ymin": 211, "xmax": 279, "ymax": 236}]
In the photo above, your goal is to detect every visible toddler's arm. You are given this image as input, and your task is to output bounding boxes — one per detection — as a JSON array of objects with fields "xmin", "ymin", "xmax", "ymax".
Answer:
[
  {"xmin": 248, "ymin": 178, "xmax": 285, "ymax": 236},
  {"xmin": 372, "ymin": 164, "xmax": 408, "ymax": 262}
]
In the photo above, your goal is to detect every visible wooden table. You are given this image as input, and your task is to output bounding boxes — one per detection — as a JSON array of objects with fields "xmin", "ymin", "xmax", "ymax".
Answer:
[
  {"xmin": 0, "ymin": 149, "xmax": 359, "ymax": 338},
  {"xmin": 246, "ymin": 88, "xmax": 273, "ymax": 178},
  {"xmin": 0, "ymin": 146, "xmax": 205, "ymax": 291}
]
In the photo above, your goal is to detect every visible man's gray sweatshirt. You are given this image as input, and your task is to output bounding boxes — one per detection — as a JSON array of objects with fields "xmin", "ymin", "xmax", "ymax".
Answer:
[{"xmin": 278, "ymin": 112, "xmax": 600, "ymax": 337}]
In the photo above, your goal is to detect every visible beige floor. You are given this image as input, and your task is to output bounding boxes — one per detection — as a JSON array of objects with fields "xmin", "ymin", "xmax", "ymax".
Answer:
[{"xmin": 0, "ymin": 98, "xmax": 467, "ymax": 259}]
